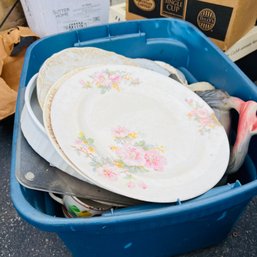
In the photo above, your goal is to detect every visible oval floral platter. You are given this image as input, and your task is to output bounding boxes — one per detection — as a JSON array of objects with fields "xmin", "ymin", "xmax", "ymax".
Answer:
[
  {"xmin": 44, "ymin": 64, "xmax": 230, "ymax": 203},
  {"xmin": 37, "ymin": 47, "xmax": 139, "ymax": 109}
]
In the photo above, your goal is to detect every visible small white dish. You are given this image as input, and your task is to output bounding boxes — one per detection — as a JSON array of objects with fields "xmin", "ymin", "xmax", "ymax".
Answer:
[
  {"xmin": 49, "ymin": 192, "xmax": 111, "ymax": 218},
  {"xmin": 20, "ymin": 73, "xmax": 89, "ymax": 182}
]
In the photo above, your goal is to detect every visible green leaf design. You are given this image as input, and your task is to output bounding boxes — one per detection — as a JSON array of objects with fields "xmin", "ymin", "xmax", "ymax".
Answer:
[
  {"xmin": 79, "ymin": 133, "xmax": 86, "ymax": 141},
  {"xmin": 68, "ymin": 205, "xmax": 80, "ymax": 216},
  {"xmin": 87, "ymin": 138, "xmax": 94, "ymax": 145},
  {"xmin": 135, "ymin": 140, "xmax": 146, "ymax": 147},
  {"xmin": 83, "ymin": 81, "xmax": 92, "ymax": 89},
  {"xmin": 134, "ymin": 140, "xmax": 152, "ymax": 150},
  {"xmin": 128, "ymin": 166, "xmax": 148, "ymax": 173},
  {"xmin": 99, "ymin": 86, "xmax": 109, "ymax": 94}
]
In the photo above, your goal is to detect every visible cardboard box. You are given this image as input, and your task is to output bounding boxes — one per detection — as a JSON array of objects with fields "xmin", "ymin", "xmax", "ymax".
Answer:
[
  {"xmin": 126, "ymin": 0, "xmax": 257, "ymax": 50},
  {"xmin": 0, "ymin": 0, "xmax": 26, "ymax": 31},
  {"xmin": 20, "ymin": 0, "xmax": 109, "ymax": 37},
  {"xmin": 226, "ymin": 25, "xmax": 257, "ymax": 62}
]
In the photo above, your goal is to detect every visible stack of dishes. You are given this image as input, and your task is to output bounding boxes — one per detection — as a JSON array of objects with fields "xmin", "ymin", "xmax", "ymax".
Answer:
[{"xmin": 21, "ymin": 47, "xmax": 230, "ymax": 209}]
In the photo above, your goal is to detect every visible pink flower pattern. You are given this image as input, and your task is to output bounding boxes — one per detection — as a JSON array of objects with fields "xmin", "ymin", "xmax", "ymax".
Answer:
[
  {"xmin": 144, "ymin": 150, "xmax": 166, "ymax": 171},
  {"xmin": 113, "ymin": 126, "xmax": 130, "ymax": 138},
  {"xmin": 185, "ymin": 98, "xmax": 220, "ymax": 134},
  {"xmin": 79, "ymin": 69, "xmax": 140, "ymax": 93},
  {"xmin": 73, "ymin": 127, "xmax": 167, "ymax": 190},
  {"xmin": 74, "ymin": 71, "xmax": 168, "ymax": 190},
  {"xmin": 111, "ymin": 128, "xmax": 166, "ymax": 173},
  {"xmin": 97, "ymin": 165, "xmax": 119, "ymax": 181},
  {"xmin": 115, "ymin": 145, "xmax": 145, "ymax": 167}
]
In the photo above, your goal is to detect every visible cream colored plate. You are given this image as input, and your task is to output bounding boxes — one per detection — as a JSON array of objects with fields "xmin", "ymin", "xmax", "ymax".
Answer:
[
  {"xmin": 43, "ymin": 67, "xmax": 98, "ymax": 184},
  {"xmin": 45, "ymin": 64, "xmax": 230, "ymax": 203},
  {"xmin": 37, "ymin": 47, "xmax": 138, "ymax": 109}
]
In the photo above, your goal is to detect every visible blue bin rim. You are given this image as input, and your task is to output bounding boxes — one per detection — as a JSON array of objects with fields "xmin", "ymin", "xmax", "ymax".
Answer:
[
  {"xmin": 10, "ymin": 157, "xmax": 257, "ymax": 230},
  {"xmin": 19, "ymin": 18, "xmax": 257, "ymax": 92},
  {"xmin": 11, "ymin": 18, "xmax": 257, "ymax": 231}
]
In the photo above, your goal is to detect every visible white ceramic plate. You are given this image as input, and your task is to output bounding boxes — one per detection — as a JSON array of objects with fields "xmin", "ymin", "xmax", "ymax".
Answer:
[
  {"xmin": 37, "ymin": 47, "xmax": 139, "ymax": 109},
  {"xmin": 43, "ymin": 67, "xmax": 99, "ymax": 185},
  {"xmin": 20, "ymin": 73, "xmax": 90, "ymax": 182},
  {"xmin": 47, "ymin": 65, "xmax": 230, "ymax": 203}
]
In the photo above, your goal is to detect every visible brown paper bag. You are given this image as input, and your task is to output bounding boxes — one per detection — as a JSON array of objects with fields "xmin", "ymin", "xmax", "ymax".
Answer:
[{"xmin": 0, "ymin": 26, "xmax": 38, "ymax": 121}]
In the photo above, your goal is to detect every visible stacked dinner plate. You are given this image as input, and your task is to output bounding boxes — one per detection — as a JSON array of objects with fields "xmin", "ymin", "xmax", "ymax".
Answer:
[{"xmin": 21, "ymin": 47, "xmax": 230, "ymax": 205}]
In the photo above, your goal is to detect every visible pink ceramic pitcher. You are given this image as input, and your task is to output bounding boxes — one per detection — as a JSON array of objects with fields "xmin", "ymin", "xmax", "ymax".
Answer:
[
  {"xmin": 226, "ymin": 97, "xmax": 257, "ymax": 174},
  {"xmin": 196, "ymin": 89, "xmax": 257, "ymax": 174}
]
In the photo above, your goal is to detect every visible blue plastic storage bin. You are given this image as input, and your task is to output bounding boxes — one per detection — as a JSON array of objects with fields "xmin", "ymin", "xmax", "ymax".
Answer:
[{"xmin": 11, "ymin": 18, "xmax": 257, "ymax": 257}]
